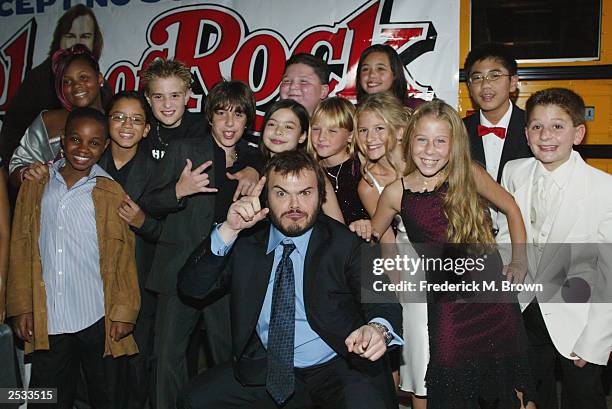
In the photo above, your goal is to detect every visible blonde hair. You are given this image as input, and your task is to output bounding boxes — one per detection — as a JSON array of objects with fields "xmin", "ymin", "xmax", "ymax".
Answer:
[
  {"xmin": 355, "ymin": 92, "xmax": 410, "ymax": 183},
  {"xmin": 403, "ymin": 99, "xmax": 494, "ymax": 244},
  {"xmin": 308, "ymin": 97, "xmax": 356, "ymax": 159}
]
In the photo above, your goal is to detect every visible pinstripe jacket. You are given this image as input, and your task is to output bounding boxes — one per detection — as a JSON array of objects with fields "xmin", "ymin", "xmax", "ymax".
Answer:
[{"xmin": 6, "ymin": 172, "xmax": 140, "ymax": 357}]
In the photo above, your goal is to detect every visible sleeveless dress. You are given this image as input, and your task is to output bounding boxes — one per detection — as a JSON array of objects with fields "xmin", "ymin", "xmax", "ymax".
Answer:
[
  {"xmin": 400, "ymin": 181, "xmax": 534, "ymax": 409},
  {"xmin": 323, "ymin": 157, "xmax": 369, "ymax": 224},
  {"xmin": 367, "ymin": 171, "xmax": 429, "ymax": 396}
]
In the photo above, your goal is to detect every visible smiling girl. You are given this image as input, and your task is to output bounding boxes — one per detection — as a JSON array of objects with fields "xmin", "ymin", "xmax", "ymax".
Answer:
[
  {"xmin": 9, "ymin": 44, "xmax": 108, "ymax": 187},
  {"xmin": 262, "ymin": 99, "xmax": 344, "ymax": 223},
  {"xmin": 356, "ymin": 44, "xmax": 425, "ymax": 109},
  {"xmin": 309, "ymin": 97, "xmax": 368, "ymax": 224},
  {"xmin": 371, "ymin": 99, "xmax": 535, "ymax": 409}
]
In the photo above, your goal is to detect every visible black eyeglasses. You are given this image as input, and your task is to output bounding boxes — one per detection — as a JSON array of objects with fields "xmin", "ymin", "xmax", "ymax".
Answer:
[
  {"xmin": 468, "ymin": 71, "xmax": 512, "ymax": 84},
  {"xmin": 109, "ymin": 112, "xmax": 146, "ymax": 126}
]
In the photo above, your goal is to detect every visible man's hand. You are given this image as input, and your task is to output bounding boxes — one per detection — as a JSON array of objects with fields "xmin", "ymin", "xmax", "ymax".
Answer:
[
  {"xmin": 22, "ymin": 162, "xmax": 50, "ymax": 182},
  {"xmin": 219, "ymin": 176, "xmax": 268, "ymax": 243},
  {"xmin": 14, "ymin": 312, "xmax": 34, "ymax": 343},
  {"xmin": 569, "ymin": 352, "xmax": 588, "ymax": 368},
  {"xmin": 118, "ymin": 195, "xmax": 145, "ymax": 228},
  {"xmin": 109, "ymin": 321, "xmax": 134, "ymax": 342},
  {"xmin": 349, "ymin": 219, "xmax": 373, "ymax": 241},
  {"xmin": 228, "ymin": 166, "xmax": 260, "ymax": 201},
  {"xmin": 344, "ymin": 324, "xmax": 387, "ymax": 361},
  {"xmin": 175, "ymin": 159, "xmax": 217, "ymax": 200}
]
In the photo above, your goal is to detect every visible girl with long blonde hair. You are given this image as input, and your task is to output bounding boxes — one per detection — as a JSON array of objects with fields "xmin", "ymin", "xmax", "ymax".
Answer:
[
  {"xmin": 309, "ymin": 97, "xmax": 369, "ymax": 224},
  {"xmin": 371, "ymin": 99, "xmax": 535, "ymax": 409}
]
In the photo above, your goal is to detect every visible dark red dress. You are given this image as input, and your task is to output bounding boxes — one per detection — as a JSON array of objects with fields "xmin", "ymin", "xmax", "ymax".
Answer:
[{"xmin": 400, "ymin": 182, "xmax": 534, "ymax": 409}]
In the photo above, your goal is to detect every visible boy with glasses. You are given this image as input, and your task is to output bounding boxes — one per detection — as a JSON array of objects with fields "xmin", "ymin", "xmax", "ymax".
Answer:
[
  {"xmin": 464, "ymin": 43, "xmax": 533, "ymax": 236},
  {"xmin": 463, "ymin": 42, "xmax": 532, "ymax": 184}
]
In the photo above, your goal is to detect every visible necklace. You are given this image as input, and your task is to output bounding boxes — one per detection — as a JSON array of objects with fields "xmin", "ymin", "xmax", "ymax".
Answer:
[
  {"xmin": 416, "ymin": 172, "xmax": 443, "ymax": 192},
  {"xmin": 227, "ymin": 149, "xmax": 238, "ymax": 166},
  {"xmin": 325, "ymin": 161, "xmax": 344, "ymax": 192},
  {"xmin": 156, "ymin": 123, "xmax": 168, "ymax": 149}
]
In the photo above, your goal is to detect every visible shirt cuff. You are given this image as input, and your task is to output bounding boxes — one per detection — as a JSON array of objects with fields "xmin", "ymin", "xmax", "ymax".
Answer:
[
  {"xmin": 211, "ymin": 223, "xmax": 237, "ymax": 256},
  {"xmin": 369, "ymin": 317, "xmax": 404, "ymax": 346}
]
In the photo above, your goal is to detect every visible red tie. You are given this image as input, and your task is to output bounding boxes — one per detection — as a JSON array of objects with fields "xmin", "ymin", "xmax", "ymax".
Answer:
[{"xmin": 478, "ymin": 124, "xmax": 506, "ymax": 139}]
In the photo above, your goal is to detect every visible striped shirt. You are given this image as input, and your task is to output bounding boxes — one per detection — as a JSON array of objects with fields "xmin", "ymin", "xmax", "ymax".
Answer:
[{"xmin": 40, "ymin": 159, "xmax": 112, "ymax": 334}]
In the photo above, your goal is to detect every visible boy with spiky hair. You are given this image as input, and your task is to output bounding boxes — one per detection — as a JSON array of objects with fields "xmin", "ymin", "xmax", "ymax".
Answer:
[{"xmin": 141, "ymin": 58, "xmax": 207, "ymax": 160}]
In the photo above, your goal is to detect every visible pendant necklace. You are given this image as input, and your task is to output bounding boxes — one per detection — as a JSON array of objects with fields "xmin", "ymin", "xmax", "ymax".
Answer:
[
  {"xmin": 157, "ymin": 123, "xmax": 168, "ymax": 150},
  {"xmin": 325, "ymin": 161, "xmax": 344, "ymax": 192}
]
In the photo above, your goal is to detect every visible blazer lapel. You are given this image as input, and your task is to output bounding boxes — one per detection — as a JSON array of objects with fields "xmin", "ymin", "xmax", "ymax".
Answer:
[
  {"xmin": 467, "ymin": 115, "xmax": 486, "ymax": 168},
  {"xmin": 498, "ymin": 106, "xmax": 526, "ymax": 182},
  {"xmin": 248, "ymin": 226, "xmax": 276, "ymax": 327},
  {"xmin": 123, "ymin": 147, "xmax": 149, "ymax": 201},
  {"xmin": 513, "ymin": 177, "xmax": 535, "ymax": 243},
  {"xmin": 303, "ymin": 220, "xmax": 328, "ymax": 304}
]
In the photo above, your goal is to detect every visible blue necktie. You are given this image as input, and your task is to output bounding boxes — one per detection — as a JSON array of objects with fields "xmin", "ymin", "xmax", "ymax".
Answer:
[{"xmin": 266, "ymin": 241, "xmax": 296, "ymax": 405}]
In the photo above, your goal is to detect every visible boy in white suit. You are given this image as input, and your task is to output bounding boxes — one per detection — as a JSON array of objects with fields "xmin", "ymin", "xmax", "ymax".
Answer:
[{"xmin": 496, "ymin": 88, "xmax": 612, "ymax": 409}]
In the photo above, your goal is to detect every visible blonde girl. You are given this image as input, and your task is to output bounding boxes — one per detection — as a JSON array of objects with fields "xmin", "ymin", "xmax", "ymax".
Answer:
[
  {"xmin": 354, "ymin": 92, "xmax": 430, "ymax": 408},
  {"xmin": 309, "ymin": 97, "xmax": 368, "ymax": 224},
  {"xmin": 262, "ymin": 99, "xmax": 344, "ymax": 223},
  {"xmin": 355, "ymin": 92, "xmax": 410, "ymax": 244},
  {"xmin": 372, "ymin": 99, "xmax": 535, "ymax": 409}
]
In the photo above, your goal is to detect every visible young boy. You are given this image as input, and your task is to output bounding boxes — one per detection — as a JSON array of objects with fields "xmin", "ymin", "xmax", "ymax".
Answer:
[
  {"xmin": 279, "ymin": 53, "xmax": 330, "ymax": 116},
  {"xmin": 496, "ymin": 88, "xmax": 612, "ymax": 409},
  {"xmin": 98, "ymin": 90, "xmax": 162, "ymax": 408},
  {"xmin": 141, "ymin": 58, "xmax": 207, "ymax": 161},
  {"xmin": 463, "ymin": 42, "xmax": 532, "ymax": 184},
  {"xmin": 6, "ymin": 107, "xmax": 140, "ymax": 408},
  {"xmin": 141, "ymin": 80, "xmax": 261, "ymax": 409}
]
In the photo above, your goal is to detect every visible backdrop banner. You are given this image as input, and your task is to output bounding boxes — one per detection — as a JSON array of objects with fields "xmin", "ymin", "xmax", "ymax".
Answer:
[{"xmin": 0, "ymin": 0, "xmax": 459, "ymax": 129}]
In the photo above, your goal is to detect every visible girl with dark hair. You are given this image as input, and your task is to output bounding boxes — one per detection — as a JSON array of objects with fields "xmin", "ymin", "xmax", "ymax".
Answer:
[
  {"xmin": 262, "ymin": 99, "xmax": 344, "ymax": 223},
  {"xmin": 356, "ymin": 44, "xmax": 425, "ymax": 110},
  {"xmin": 8, "ymin": 45, "xmax": 108, "ymax": 187},
  {"xmin": 0, "ymin": 5, "xmax": 105, "ymax": 163}
]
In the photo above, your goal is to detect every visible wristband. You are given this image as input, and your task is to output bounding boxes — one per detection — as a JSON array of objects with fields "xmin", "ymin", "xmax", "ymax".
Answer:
[{"xmin": 368, "ymin": 322, "xmax": 392, "ymax": 345}]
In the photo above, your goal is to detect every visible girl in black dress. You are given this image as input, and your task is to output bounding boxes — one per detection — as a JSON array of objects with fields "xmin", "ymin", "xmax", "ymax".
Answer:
[
  {"xmin": 371, "ymin": 100, "xmax": 535, "ymax": 409},
  {"xmin": 308, "ymin": 97, "xmax": 369, "ymax": 224}
]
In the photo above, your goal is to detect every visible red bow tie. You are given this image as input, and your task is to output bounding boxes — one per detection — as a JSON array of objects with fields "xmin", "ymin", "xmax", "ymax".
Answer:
[{"xmin": 478, "ymin": 125, "xmax": 506, "ymax": 139}]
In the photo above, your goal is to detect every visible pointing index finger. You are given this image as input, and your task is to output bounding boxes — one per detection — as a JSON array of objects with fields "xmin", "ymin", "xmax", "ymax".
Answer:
[{"xmin": 251, "ymin": 176, "xmax": 266, "ymax": 197}]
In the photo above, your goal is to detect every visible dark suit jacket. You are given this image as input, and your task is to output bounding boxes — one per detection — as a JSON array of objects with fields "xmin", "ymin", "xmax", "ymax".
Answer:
[
  {"xmin": 464, "ymin": 104, "xmax": 533, "ymax": 183},
  {"xmin": 178, "ymin": 214, "xmax": 402, "ymax": 386},
  {"xmin": 98, "ymin": 144, "xmax": 162, "ymax": 287},
  {"xmin": 141, "ymin": 136, "xmax": 216, "ymax": 295}
]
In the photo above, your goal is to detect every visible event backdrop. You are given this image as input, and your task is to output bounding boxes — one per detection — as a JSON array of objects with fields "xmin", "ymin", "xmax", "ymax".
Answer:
[{"xmin": 0, "ymin": 0, "xmax": 459, "ymax": 129}]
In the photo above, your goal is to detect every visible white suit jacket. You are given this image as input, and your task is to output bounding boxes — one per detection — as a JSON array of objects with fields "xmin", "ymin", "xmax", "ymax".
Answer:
[{"xmin": 496, "ymin": 152, "xmax": 612, "ymax": 365}]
